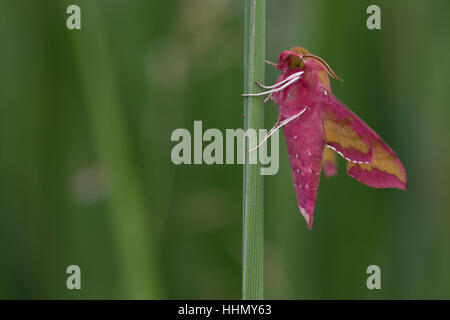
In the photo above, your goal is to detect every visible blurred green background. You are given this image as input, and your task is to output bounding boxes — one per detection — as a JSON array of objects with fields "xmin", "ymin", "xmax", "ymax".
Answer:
[{"xmin": 1, "ymin": 0, "xmax": 449, "ymax": 299}]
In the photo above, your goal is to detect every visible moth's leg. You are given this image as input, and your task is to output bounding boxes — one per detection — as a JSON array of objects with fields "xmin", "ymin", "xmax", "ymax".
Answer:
[
  {"xmin": 264, "ymin": 60, "xmax": 277, "ymax": 68},
  {"xmin": 264, "ymin": 93, "xmax": 273, "ymax": 103},
  {"xmin": 242, "ymin": 75, "xmax": 302, "ymax": 97},
  {"xmin": 248, "ymin": 121, "xmax": 279, "ymax": 152},
  {"xmin": 248, "ymin": 107, "xmax": 307, "ymax": 152},
  {"xmin": 255, "ymin": 71, "xmax": 303, "ymax": 89}
]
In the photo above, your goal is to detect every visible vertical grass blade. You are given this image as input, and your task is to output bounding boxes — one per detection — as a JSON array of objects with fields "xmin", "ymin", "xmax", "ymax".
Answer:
[{"xmin": 243, "ymin": 0, "xmax": 265, "ymax": 300}]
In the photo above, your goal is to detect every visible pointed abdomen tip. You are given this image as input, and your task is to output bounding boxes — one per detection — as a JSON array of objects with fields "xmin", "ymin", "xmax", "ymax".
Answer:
[{"xmin": 299, "ymin": 206, "xmax": 313, "ymax": 229}]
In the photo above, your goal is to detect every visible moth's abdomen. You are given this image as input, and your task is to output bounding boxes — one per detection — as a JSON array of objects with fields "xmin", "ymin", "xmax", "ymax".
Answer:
[{"xmin": 283, "ymin": 108, "xmax": 325, "ymax": 229}]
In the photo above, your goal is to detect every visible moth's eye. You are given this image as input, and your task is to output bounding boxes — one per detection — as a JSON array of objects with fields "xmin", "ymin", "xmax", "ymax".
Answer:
[{"xmin": 290, "ymin": 57, "xmax": 304, "ymax": 70}]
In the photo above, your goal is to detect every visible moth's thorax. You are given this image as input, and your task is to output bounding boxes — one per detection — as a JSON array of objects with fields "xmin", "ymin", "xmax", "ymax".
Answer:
[{"xmin": 272, "ymin": 65, "xmax": 326, "ymax": 118}]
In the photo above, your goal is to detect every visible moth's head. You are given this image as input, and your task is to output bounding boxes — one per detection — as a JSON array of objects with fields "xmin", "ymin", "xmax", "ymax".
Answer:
[
  {"xmin": 276, "ymin": 47, "xmax": 309, "ymax": 73},
  {"xmin": 276, "ymin": 47, "xmax": 342, "ymax": 81}
]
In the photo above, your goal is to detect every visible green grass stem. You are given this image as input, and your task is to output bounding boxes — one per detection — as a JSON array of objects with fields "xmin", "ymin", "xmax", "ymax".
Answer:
[{"xmin": 242, "ymin": 0, "xmax": 265, "ymax": 300}]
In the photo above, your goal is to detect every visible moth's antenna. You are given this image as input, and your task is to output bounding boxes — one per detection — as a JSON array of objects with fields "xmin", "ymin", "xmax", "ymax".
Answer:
[
  {"xmin": 264, "ymin": 60, "xmax": 277, "ymax": 68},
  {"xmin": 303, "ymin": 54, "xmax": 343, "ymax": 81}
]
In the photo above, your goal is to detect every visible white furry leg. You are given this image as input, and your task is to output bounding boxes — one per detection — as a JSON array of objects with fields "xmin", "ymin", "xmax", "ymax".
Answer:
[
  {"xmin": 248, "ymin": 107, "xmax": 308, "ymax": 152},
  {"xmin": 242, "ymin": 72, "xmax": 304, "ymax": 97}
]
